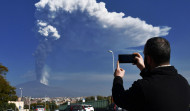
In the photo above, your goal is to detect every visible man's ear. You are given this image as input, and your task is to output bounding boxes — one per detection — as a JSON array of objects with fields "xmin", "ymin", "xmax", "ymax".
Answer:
[
  {"xmin": 147, "ymin": 55, "xmax": 156, "ymax": 68},
  {"xmin": 147, "ymin": 55, "xmax": 151, "ymax": 65}
]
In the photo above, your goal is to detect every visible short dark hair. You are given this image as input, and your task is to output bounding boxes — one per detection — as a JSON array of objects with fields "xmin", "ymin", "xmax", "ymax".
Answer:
[{"xmin": 144, "ymin": 37, "xmax": 171, "ymax": 65}]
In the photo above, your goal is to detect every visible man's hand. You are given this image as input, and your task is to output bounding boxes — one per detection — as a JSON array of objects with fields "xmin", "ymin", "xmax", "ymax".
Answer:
[
  {"xmin": 114, "ymin": 61, "xmax": 125, "ymax": 78},
  {"xmin": 133, "ymin": 52, "xmax": 145, "ymax": 71}
]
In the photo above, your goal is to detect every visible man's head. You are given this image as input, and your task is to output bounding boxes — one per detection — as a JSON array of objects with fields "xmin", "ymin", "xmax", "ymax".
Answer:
[{"xmin": 144, "ymin": 37, "xmax": 171, "ymax": 70}]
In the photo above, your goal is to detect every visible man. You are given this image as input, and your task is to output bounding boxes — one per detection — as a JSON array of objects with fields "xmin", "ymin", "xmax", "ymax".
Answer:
[{"xmin": 112, "ymin": 37, "xmax": 190, "ymax": 111}]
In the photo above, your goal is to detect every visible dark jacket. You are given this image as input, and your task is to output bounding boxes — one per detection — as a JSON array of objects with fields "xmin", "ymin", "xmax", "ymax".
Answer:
[{"xmin": 112, "ymin": 66, "xmax": 190, "ymax": 111}]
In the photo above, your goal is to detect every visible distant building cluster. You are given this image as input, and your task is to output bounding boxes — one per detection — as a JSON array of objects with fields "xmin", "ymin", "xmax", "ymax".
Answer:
[
  {"xmin": 9, "ymin": 96, "xmax": 111, "ymax": 110},
  {"xmin": 22, "ymin": 96, "xmax": 84, "ymax": 106}
]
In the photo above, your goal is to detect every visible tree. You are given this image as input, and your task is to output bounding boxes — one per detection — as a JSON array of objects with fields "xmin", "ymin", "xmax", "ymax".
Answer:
[
  {"xmin": 0, "ymin": 64, "xmax": 18, "ymax": 110},
  {"xmin": 0, "ymin": 64, "xmax": 8, "ymax": 76},
  {"xmin": 85, "ymin": 96, "xmax": 95, "ymax": 102},
  {"xmin": 24, "ymin": 104, "xmax": 29, "ymax": 109},
  {"xmin": 7, "ymin": 103, "xmax": 18, "ymax": 110},
  {"xmin": 47, "ymin": 101, "xmax": 58, "ymax": 110},
  {"xmin": 97, "ymin": 95, "xmax": 107, "ymax": 100}
]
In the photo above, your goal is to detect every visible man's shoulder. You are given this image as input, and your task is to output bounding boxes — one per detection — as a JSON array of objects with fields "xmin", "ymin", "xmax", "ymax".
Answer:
[{"xmin": 132, "ymin": 78, "xmax": 150, "ymax": 88}]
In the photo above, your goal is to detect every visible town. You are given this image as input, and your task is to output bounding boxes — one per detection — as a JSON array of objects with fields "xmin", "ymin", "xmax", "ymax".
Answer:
[{"xmin": 8, "ymin": 96, "xmax": 114, "ymax": 111}]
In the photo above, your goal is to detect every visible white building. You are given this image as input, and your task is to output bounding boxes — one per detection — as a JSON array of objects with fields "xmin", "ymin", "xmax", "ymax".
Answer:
[{"xmin": 8, "ymin": 97, "xmax": 24, "ymax": 110}]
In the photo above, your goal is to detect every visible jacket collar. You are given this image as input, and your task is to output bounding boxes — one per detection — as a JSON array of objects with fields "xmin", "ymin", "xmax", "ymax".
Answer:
[{"xmin": 140, "ymin": 66, "xmax": 178, "ymax": 78}]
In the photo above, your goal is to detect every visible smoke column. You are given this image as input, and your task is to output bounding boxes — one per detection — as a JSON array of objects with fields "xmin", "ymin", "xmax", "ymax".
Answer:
[
  {"xmin": 34, "ymin": 20, "xmax": 60, "ymax": 85},
  {"xmin": 34, "ymin": 0, "xmax": 171, "ymax": 84}
]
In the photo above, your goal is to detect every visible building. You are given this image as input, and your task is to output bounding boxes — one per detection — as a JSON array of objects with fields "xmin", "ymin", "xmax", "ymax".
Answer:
[{"xmin": 8, "ymin": 97, "xmax": 24, "ymax": 110}]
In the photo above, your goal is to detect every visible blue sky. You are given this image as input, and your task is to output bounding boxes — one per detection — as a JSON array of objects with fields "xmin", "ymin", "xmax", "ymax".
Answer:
[{"xmin": 0, "ymin": 0, "xmax": 190, "ymax": 96}]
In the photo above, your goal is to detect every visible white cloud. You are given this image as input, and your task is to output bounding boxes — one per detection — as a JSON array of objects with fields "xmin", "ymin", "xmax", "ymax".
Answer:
[
  {"xmin": 37, "ymin": 20, "xmax": 60, "ymax": 40},
  {"xmin": 40, "ymin": 70, "xmax": 49, "ymax": 85},
  {"xmin": 35, "ymin": 0, "xmax": 171, "ymax": 51},
  {"xmin": 40, "ymin": 65, "xmax": 50, "ymax": 85}
]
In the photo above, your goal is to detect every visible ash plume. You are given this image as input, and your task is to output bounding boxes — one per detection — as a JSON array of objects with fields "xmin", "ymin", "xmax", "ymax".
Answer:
[
  {"xmin": 34, "ymin": 20, "xmax": 60, "ymax": 85},
  {"xmin": 34, "ymin": 0, "xmax": 171, "ymax": 84}
]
